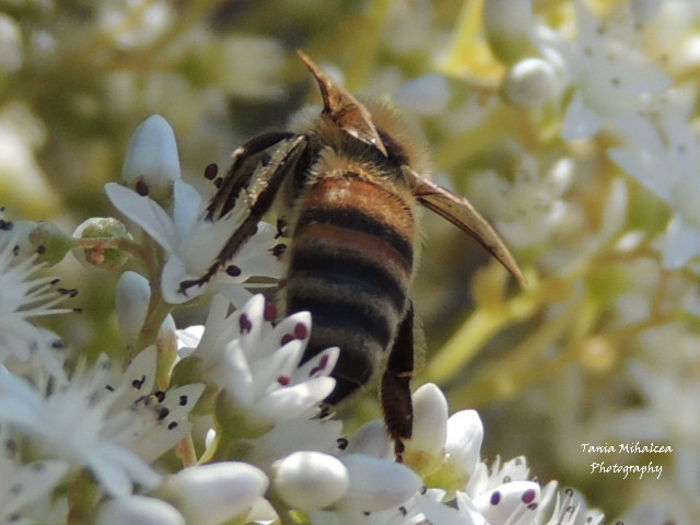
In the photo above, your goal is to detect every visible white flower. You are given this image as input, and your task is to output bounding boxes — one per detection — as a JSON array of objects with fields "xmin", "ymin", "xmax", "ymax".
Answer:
[
  {"xmin": 121, "ymin": 114, "xmax": 181, "ymax": 201},
  {"xmin": 163, "ymin": 462, "xmax": 268, "ymax": 525},
  {"xmin": 444, "ymin": 409, "xmax": 484, "ymax": 484},
  {"xmin": 473, "ymin": 155, "xmax": 574, "ymax": 248},
  {"xmin": 615, "ymin": 361, "xmax": 700, "ymax": 495},
  {"xmin": 0, "ymin": 214, "xmax": 73, "ymax": 368},
  {"xmin": 608, "ymin": 109, "xmax": 700, "ymax": 268},
  {"xmin": 272, "ymin": 451, "xmax": 349, "ymax": 511},
  {"xmin": 115, "ymin": 270, "xmax": 176, "ymax": 347},
  {"xmin": 98, "ymin": 1, "xmax": 173, "ymax": 50},
  {"xmin": 0, "ymin": 441, "xmax": 68, "ymax": 524},
  {"xmin": 96, "ymin": 495, "xmax": 185, "ymax": 525},
  {"xmin": 334, "ymin": 453, "xmax": 423, "ymax": 512},
  {"xmin": 403, "ymin": 383, "xmax": 448, "ymax": 473},
  {"xmin": 178, "ymin": 294, "xmax": 338, "ymax": 429},
  {"xmin": 394, "ymin": 74, "xmax": 451, "ymax": 116},
  {"xmin": 105, "ymin": 179, "xmax": 283, "ymax": 305},
  {"xmin": 538, "ymin": 0, "xmax": 672, "ymax": 139},
  {"xmin": 0, "ymin": 347, "xmax": 203, "ymax": 497}
]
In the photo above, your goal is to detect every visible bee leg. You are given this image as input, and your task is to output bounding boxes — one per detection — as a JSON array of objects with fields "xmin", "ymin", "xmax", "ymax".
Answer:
[
  {"xmin": 381, "ymin": 302, "xmax": 414, "ymax": 462},
  {"xmin": 179, "ymin": 135, "xmax": 307, "ymax": 294}
]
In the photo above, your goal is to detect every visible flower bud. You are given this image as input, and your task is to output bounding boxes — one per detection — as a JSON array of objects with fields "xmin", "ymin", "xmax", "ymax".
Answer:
[
  {"xmin": 273, "ymin": 451, "xmax": 349, "ymax": 511},
  {"xmin": 72, "ymin": 217, "xmax": 132, "ymax": 270},
  {"xmin": 444, "ymin": 409, "xmax": 483, "ymax": 481},
  {"xmin": 505, "ymin": 58, "xmax": 561, "ymax": 108},
  {"xmin": 97, "ymin": 496, "xmax": 185, "ymax": 525},
  {"xmin": 115, "ymin": 271, "xmax": 150, "ymax": 345},
  {"xmin": 122, "ymin": 114, "xmax": 181, "ymax": 201},
  {"xmin": 404, "ymin": 383, "xmax": 448, "ymax": 474},
  {"xmin": 163, "ymin": 462, "xmax": 268, "ymax": 525},
  {"xmin": 484, "ymin": 0, "xmax": 536, "ymax": 64}
]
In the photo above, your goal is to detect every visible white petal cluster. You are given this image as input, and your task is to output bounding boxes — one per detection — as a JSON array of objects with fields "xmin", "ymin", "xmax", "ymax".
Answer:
[
  {"xmin": 539, "ymin": 0, "xmax": 672, "ymax": 140},
  {"xmin": 474, "ymin": 154, "xmax": 575, "ymax": 248},
  {"xmin": 609, "ymin": 108, "xmax": 700, "ymax": 268},
  {"xmin": 177, "ymin": 294, "xmax": 339, "ymax": 434},
  {"xmin": 0, "ymin": 346, "xmax": 203, "ymax": 497},
  {"xmin": 106, "ymin": 114, "xmax": 284, "ymax": 306}
]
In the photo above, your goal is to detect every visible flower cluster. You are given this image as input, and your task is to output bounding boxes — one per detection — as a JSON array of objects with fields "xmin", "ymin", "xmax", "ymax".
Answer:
[{"xmin": 1, "ymin": 0, "xmax": 699, "ymax": 523}]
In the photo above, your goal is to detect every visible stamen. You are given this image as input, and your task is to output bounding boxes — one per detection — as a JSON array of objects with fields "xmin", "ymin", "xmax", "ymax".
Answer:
[
  {"xmin": 204, "ymin": 163, "xmax": 218, "ymax": 180},
  {"xmin": 264, "ymin": 302, "xmax": 277, "ymax": 322},
  {"xmin": 135, "ymin": 180, "xmax": 149, "ymax": 196}
]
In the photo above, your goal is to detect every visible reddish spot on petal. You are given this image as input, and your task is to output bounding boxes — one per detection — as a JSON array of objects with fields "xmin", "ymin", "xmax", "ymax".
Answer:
[
  {"xmin": 239, "ymin": 314, "xmax": 252, "ymax": 334},
  {"xmin": 280, "ymin": 334, "xmax": 294, "ymax": 346},
  {"xmin": 318, "ymin": 353, "xmax": 329, "ymax": 369},
  {"xmin": 490, "ymin": 491, "xmax": 501, "ymax": 505},
  {"xmin": 264, "ymin": 302, "xmax": 277, "ymax": 322},
  {"xmin": 294, "ymin": 322, "xmax": 309, "ymax": 340},
  {"xmin": 277, "ymin": 375, "xmax": 291, "ymax": 386},
  {"xmin": 310, "ymin": 353, "xmax": 330, "ymax": 376},
  {"xmin": 521, "ymin": 489, "xmax": 536, "ymax": 504}
]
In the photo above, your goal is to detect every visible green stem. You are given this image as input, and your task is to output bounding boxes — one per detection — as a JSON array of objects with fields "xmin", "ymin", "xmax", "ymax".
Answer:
[{"xmin": 66, "ymin": 471, "xmax": 99, "ymax": 525}]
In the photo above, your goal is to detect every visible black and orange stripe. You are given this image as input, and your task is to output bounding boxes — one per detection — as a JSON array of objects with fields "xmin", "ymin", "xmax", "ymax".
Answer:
[{"xmin": 286, "ymin": 176, "xmax": 416, "ymax": 403}]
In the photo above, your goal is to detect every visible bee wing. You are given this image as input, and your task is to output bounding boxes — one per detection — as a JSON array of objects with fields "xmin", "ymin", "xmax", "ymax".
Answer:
[
  {"xmin": 207, "ymin": 132, "xmax": 297, "ymax": 220},
  {"xmin": 404, "ymin": 167, "xmax": 526, "ymax": 286}
]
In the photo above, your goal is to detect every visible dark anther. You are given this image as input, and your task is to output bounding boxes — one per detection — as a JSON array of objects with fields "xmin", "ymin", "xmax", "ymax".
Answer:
[
  {"xmin": 132, "ymin": 375, "xmax": 146, "ymax": 389},
  {"xmin": 0, "ymin": 219, "xmax": 13, "ymax": 230},
  {"xmin": 226, "ymin": 265, "xmax": 242, "ymax": 277},
  {"xmin": 204, "ymin": 163, "xmax": 218, "ymax": 180},
  {"xmin": 270, "ymin": 243, "xmax": 286, "ymax": 258},
  {"xmin": 179, "ymin": 395, "xmax": 188, "ymax": 406},
  {"xmin": 154, "ymin": 391, "xmax": 166, "ymax": 402},
  {"xmin": 275, "ymin": 218, "xmax": 287, "ymax": 238},
  {"xmin": 157, "ymin": 407, "xmax": 170, "ymax": 421},
  {"xmin": 337, "ymin": 437, "xmax": 349, "ymax": 450},
  {"xmin": 168, "ymin": 421, "xmax": 178, "ymax": 430},
  {"xmin": 264, "ymin": 302, "xmax": 277, "ymax": 322},
  {"xmin": 135, "ymin": 180, "xmax": 149, "ymax": 196}
]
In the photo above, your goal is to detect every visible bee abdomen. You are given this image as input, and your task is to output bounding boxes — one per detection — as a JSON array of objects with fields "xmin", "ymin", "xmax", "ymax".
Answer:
[{"xmin": 286, "ymin": 176, "xmax": 416, "ymax": 403}]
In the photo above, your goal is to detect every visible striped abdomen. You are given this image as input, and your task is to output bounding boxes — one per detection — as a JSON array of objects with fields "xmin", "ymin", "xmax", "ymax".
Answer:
[{"xmin": 286, "ymin": 176, "xmax": 416, "ymax": 404}]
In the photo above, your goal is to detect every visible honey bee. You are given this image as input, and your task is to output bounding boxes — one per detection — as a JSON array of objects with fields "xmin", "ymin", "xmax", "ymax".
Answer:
[{"xmin": 182, "ymin": 51, "xmax": 524, "ymax": 459}]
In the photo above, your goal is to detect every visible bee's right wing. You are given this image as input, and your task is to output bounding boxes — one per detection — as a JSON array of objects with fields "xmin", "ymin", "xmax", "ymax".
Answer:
[
  {"xmin": 404, "ymin": 167, "xmax": 526, "ymax": 286},
  {"xmin": 180, "ymin": 133, "xmax": 308, "ymax": 293},
  {"xmin": 207, "ymin": 132, "xmax": 298, "ymax": 220}
]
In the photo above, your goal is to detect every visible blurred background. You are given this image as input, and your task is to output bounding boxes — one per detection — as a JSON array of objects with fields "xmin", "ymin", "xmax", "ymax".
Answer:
[{"xmin": 0, "ymin": 1, "xmax": 698, "ymax": 522}]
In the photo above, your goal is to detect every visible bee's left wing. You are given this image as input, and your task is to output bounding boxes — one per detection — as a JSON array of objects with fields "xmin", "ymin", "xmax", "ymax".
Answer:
[{"xmin": 404, "ymin": 167, "xmax": 526, "ymax": 286}]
